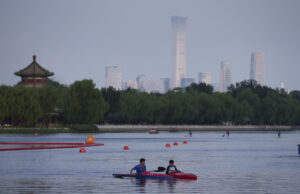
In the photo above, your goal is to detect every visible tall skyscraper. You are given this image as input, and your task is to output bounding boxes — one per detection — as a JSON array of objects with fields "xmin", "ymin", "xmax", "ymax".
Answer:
[
  {"xmin": 219, "ymin": 61, "xmax": 232, "ymax": 92},
  {"xmin": 250, "ymin": 52, "xmax": 264, "ymax": 85},
  {"xmin": 171, "ymin": 16, "xmax": 187, "ymax": 88},
  {"xmin": 198, "ymin": 72, "xmax": 212, "ymax": 85},
  {"xmin": 105, "ymin": 66, "xmax": 122, "ymax": 90}
]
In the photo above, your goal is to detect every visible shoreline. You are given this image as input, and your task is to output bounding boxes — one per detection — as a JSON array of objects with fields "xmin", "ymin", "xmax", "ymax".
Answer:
[
  {"xmin": 0, "ymin": 125, "xmax": 299, "ymax": 133},
  {"xmin": 97, "ymin": 125, "xmax": 300, "ymax": 132}
]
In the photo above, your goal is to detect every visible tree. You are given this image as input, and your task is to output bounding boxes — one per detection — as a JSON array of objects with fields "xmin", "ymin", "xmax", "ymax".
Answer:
[
  {"xmin": 186, "ymin": 83, "xmax": 213, "ymax": 94},
  {"xmin": 5, "ymin": 86, "xmax": 42, "ymax": 126},
  {"xmin": 64, "ymin": 80, "xmax": 107, "ymax": 124}
]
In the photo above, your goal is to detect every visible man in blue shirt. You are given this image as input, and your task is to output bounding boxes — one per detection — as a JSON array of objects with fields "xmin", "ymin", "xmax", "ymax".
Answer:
[{"xmin": 130, "ymin": 158, "xmax": 146, "ymax": 174}]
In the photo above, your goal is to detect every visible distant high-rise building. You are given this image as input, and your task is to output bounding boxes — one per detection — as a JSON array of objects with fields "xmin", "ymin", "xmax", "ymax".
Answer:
[
  {"xmin": 198, "ymin": 72, "xmax": 212, "ymax": 85},
  {"xmin": 181, "ymin": 78, "xmax": 195, "ymax": 88},
  {"xmin": 219, "ymin": 61, "xmax": 232, "ymax": 92},
  {"xmin": 160, "ymin": 78, "xmax": 171, "ymax": 93},
  {"xmin": 105, "ymin": 66, "xmax": 122, "ymax": 90},
  {"xmin": 250, "ymin": 52, "xmax": 264, "ymax": 85},
  {"xmin": 171, "ymin": 16, "xmax": 187, "ymax": 88},
  {"xmin": 124, "ymin": 80, "xmax": 138, "ymax": 90},
  {"xmin": 136, "ymin": 75, "xmax": 146, "ymax": 89},
  {"xmin": 139, "ymin": 77, "xmax": 164, "ymax": 93}
]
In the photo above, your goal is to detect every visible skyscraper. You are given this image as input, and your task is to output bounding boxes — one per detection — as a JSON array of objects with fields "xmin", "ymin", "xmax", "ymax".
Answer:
[
  {"xmin": 250, "ymin": 52, "xmax": 264, "ymax": 85},
  {"xmin": 171, "ymin": 16, "xmax": 187, "ymax": 88},
  {"xmin": 219, "ymin": 61, "xmax": 232, "ymax": 92},
  {"xmin": 198, "ymin": 72, "xmax": 212, "ymax": 85},
  {"xmin": 105, "ymin": 66, "xmax": 122, "ymax": 90}
]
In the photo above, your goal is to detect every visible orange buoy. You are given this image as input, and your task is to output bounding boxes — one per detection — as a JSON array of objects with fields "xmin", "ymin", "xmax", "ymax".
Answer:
[
  {"xmin": 173, "ymin": 142, "xmax": 178, "ymax": 146},
  {"xmin": 123, "ymin": 145, "xmax": 129, "ymax": 150},
  {"xmin": 79, "ymin": 148, "xmax": 86, "ymax": 153},
  {"xmin": 34, "ymin": 133, "xmax": 38, "ymax": 136},
  {"xmin": 85, "ymin": 133, "xmax": 95, "ymax": 144},
  {"xmin": 165, "ymin": 143, "xmax": 171, "ymax": 148},
  {"xmin": 183, "ymin": 140, "xmax": 188, "ymax": 144}
]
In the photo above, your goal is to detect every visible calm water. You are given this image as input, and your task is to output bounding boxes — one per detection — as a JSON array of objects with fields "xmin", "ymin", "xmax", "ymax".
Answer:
[{"xmin": 0, "ymin": 131, "xmax": 300, "ymax": 194}]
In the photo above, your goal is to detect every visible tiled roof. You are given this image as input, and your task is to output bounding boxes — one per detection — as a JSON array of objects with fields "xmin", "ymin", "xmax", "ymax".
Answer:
[{"xmin": 14, "ymin": 55, "xmax": 54, "ymax": 77}]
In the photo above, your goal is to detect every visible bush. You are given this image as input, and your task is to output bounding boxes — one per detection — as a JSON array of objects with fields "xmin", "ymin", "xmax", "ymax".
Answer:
[{"xmin": 70, "ymin": 124, "xmax": 98, "ymax": 133}]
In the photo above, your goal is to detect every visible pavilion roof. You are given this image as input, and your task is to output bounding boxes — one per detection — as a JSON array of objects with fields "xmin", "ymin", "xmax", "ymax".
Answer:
[{"xmin": 14, "ymin": 55, "xmax": 54, "ymax": 77}]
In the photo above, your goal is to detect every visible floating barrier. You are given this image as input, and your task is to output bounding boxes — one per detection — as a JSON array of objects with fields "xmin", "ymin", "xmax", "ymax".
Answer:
[
  {"xmin": 0, "ymin": 142, "xmax": 104, "ymax": 151},
  {"xmin": 0, "ymin": 134, "xmax": 104, "ymax": 151}
]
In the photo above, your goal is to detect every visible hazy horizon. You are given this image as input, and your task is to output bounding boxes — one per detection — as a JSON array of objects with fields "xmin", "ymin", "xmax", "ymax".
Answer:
[{"xmin": 1, "ymin": 0, "xmax": 299, "ymax": 90}]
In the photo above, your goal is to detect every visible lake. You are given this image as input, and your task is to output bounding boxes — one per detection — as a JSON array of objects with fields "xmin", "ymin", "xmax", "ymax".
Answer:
[{"xmin": 0, "ymin": 131, "xmax": 300, "ymax": 193}]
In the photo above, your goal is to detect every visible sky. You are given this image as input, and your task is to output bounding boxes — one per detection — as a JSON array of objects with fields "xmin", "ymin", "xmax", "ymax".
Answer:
[{"xmin": 0, "ymin": 0, "xmax": 299, "ymax": 90}]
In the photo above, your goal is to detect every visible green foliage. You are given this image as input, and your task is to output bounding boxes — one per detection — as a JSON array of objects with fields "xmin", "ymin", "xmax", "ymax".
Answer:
[
  {"xmin": 70, "ymin": 124, "xmax": 98, "ymax": 132},
  {"xmin": 5, "ymin": 86, "xmax": 43, "ymax": 126},
  {"xmin": 1, "ymin": 80, "xmax": 300, "ymax": 126},
  {"xmin": 64, "ymin": 80, "xmax": 107, "ymax": 124}
]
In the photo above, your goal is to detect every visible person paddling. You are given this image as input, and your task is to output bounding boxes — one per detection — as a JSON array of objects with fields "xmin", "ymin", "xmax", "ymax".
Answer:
[
  {"xmin": 166, "ymin": 160, "xmax": 181, "ymax": 174},
  {"xmin": 130, "ymin": 158, "xmax": 146, "ymax": 174}
]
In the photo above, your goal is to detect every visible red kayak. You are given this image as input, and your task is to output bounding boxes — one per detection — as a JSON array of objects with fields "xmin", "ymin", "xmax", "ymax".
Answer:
[
  {"xmin": 169, "ymin": 172, "xmax": 197, "ymax": 180},
  {"xmin": 113, "ymin": 172, "xmax": 174, "ymax": 180}
]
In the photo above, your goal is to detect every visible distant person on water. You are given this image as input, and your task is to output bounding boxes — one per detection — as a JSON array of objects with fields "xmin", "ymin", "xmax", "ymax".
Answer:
[
  {"xmin": 226, "ymin": 130, "xmax": 230, "ymax": 137},
  {"xmin": 130, "ymin": 158, "xmax": 146, "ymax": 174},
  {"xmin": 166, "ymin": 160, "xmax": 181, "ymax": 174},
  {"xmin": 298, "ymin": 144, "xmax": 300, "ymax": 154},
  {"xmin": 189, "ymin": 130, "xmax": 192, "ymax": 137},
  {"xmin": 278, "ymin": 130, "xmax": 281, "ymax": 138}
]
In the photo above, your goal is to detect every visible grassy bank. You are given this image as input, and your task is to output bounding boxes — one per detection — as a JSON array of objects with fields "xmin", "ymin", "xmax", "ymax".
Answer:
[{"xmin": 0, "ymin": 124, "xmax": 98, "ymax": 133}]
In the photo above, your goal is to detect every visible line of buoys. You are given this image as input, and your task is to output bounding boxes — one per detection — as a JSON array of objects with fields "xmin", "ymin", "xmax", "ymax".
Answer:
[
  {"xmin": 123, "ymin": 145, "xmax": 129, "ymax": 150},
  {"xmin": 165, "ymin": 141, "xmax": 188, "ymax": 148}
]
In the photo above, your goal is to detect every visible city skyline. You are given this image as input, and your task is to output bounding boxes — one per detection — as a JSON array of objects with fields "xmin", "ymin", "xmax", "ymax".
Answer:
[{"xmin": 1, "ymin": 1, "xmax": 300, "ymax": 90}]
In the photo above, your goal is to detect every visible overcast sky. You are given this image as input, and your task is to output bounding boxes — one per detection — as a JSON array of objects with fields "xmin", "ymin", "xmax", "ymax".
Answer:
[{"xmin": 0, "ymin": 0, "xmax": 299, "ymax": 90}]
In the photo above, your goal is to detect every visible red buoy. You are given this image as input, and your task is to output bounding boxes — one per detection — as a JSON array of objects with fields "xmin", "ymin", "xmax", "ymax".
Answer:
[
  {"xmin": 183, "ymin": 140, "xmax": 188, "ymax": 144},
  {"xmin": 123, "ymin": 146, "xmax": 129, "ymax": 150},
  {"xmin": 79, "ymin": 148, "xmax": 86, "ymax": 153},
  {"xmin": 165, "ymin": 143, "xmax": 171, "ymax": 148},
  {"xmin": 173, "ymin": 142, "xmax": 178, "ymax": 146},
  {"xmin": 34, "ymin": 133, "xmax": 38, "ymax": 136}
]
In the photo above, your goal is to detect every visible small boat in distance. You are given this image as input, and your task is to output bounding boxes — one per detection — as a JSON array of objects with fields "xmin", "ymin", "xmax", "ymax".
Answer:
[
  {"xmin": 169, "ymin": 128, "xmax": 178, "ymax": 132},
  {"xmin": 149, "ymin": 129, "xmax": 158, "ymax": 134}
]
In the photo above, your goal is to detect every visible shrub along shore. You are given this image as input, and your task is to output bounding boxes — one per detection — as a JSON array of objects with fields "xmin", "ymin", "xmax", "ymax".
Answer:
[{"xmin": 0, "ymin": 125, "xmax": 299, "ymax": 133}]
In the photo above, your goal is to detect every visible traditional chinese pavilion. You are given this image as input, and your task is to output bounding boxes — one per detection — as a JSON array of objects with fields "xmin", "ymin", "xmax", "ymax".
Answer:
[{"xmin": 14, "ymin": 55, "xmax": 54, "ymax": 88}]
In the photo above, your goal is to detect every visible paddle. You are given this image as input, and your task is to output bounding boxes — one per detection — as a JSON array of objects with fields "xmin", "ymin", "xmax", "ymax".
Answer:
[{"xmin": 113, "ymin": 166, "xmax": 166, "ymax": 178}]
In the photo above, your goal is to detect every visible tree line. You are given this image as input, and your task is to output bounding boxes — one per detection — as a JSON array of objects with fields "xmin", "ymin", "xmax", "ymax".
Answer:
[{"xmin": 1, "ymin": 79, "xmax": 300, "ymax": 126}]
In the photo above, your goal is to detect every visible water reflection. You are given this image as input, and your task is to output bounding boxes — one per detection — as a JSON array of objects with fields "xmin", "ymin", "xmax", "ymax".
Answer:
[{"xmin": 128, "ymin": 177, "xmax": 178, "ymax": 193}]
